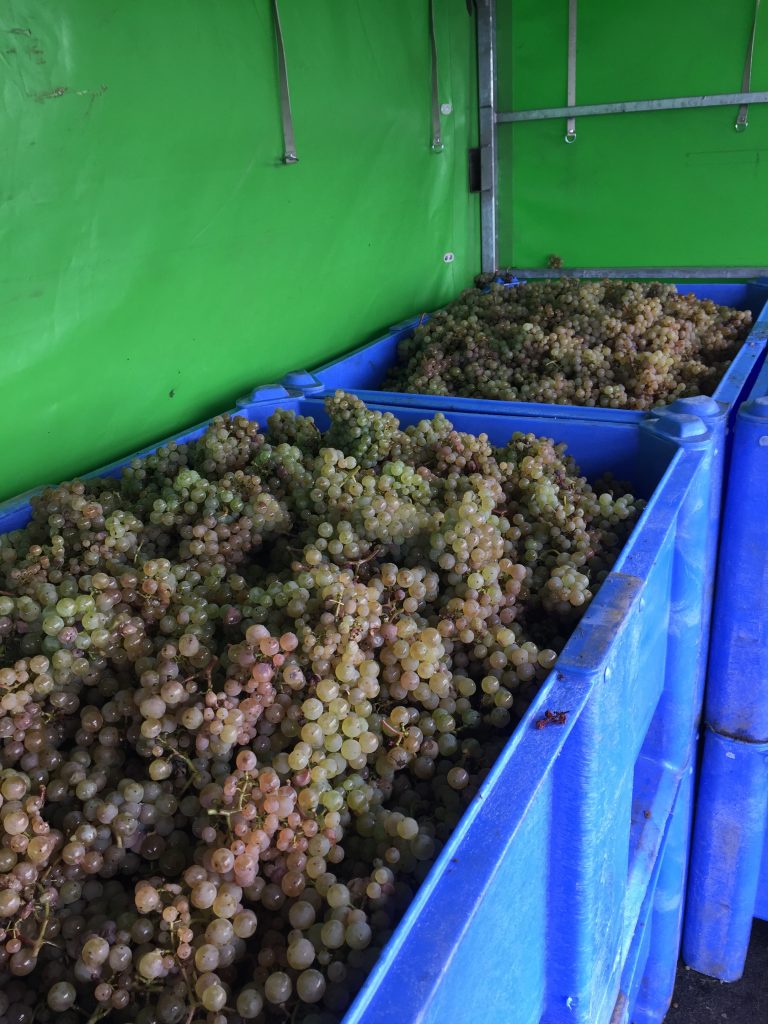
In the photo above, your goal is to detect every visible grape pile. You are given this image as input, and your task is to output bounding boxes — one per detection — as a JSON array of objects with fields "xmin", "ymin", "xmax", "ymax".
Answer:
[
  {"xmin": 0, "ymin": 394, "xmax": 643, "ymax": 1024},
  {"xmin": 384, "ymin": 278, "xmax": 753, "ymax": 409}
]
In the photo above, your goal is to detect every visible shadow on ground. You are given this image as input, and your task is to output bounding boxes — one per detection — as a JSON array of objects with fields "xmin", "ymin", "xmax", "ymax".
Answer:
[{"xmin": 666, "ymin": 919, "xmax": 768, "ymax": 1022}]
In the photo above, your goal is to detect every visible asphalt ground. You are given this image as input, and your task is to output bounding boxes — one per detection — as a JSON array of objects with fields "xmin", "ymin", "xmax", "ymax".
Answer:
[{"xmin": 665, "ymin": 919, "xmax": 768, "ymax": 1022}]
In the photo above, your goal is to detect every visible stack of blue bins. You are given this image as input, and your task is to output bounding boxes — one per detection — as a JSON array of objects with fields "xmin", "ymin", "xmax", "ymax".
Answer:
[
  {"xmin": 684, "ymin": 341, "xmax": 768, "ymax": 981},
  {"xmin": 1, "ymin": 283, "xmax": 767, "ymax": 1024}
]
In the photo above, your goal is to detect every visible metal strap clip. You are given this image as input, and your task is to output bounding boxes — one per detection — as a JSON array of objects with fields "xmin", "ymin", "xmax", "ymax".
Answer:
[
  {"xmin": 272, "ymin": 0, "xmax": 298, "ymax": 163},
  {"xmin": 736, "ymin": 0, "xmax": 762, "ymax": 131},
  {"xmin": 565, "ymin": 0, "xmax": 577, "ymax": 142},
  {"xmin": 430, "ymin": 0, "xmax": 444, "ymax": 152}
]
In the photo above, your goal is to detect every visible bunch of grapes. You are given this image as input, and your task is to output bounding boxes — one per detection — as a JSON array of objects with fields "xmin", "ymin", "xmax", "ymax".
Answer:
[
  {"xmin": 0, "ymin": 394, "xmax": 643, "ymax": 1024},
  {"xmin": 384, "ymin": 278, "xmax": 753, "ymax": 409}
]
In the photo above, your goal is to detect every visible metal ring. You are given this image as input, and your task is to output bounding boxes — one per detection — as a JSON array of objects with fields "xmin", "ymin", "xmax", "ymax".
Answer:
[{"xmin": 564, "ymin": 131, "xmax": 577, "ymax": 144}]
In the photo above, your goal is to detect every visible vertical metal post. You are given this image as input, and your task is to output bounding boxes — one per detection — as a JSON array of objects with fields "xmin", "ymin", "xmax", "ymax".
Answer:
[{"xmin": 477, "ymin": 0, "xmax": 497, "ymax": 273}]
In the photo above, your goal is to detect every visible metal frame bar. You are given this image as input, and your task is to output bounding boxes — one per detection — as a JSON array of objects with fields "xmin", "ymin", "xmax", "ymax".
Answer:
[
  {"xmin": 497, "ymin": 91, "xmax": 768, "ymax": 124},
  {"xmin": 477, "ymin": 8, "xmax": 767, "ymax": 274},
  {"xmin": 496, "ymin": 267, "xmax": 768, "ymax": 280},
  {"xmin": 477, "ymin": 0, "xmax": 497, "ymax": 273}
]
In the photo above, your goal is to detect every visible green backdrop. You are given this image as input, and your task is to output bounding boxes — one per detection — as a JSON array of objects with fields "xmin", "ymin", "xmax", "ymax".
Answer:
[
  {"xmin": 0, "ymin": 1, "xmax": 478, "ymax": 500},
  {"xmin": 498, "ymin": 0, "xmax": 768, "ymax": 268},
  {"xmin": 4, "ymin": 2, "xmax": 767, "ymax": 501}
]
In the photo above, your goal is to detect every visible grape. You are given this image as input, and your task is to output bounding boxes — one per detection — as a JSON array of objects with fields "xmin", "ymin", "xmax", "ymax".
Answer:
[
  {"xmin": 384, "ymin": 278, "xmax": 752, "ymax": 410},
  {"xmin": 47, "ymin": 983, "xmax": 76, "ymax": 1011},
  {"xmin": 237, "ymin": 988, "xmax": 265, "ymax": 1018},
  {"xmin": 80, "ymin": 936, "xmax": 109, "ymax": 966},
  {"xmin": 287, "ymin": 937, "xmax": 316, "ymax": 969},
  {"xmin": 265, "ymin": 971, "xmax": 293, "ymax": 1004},
  {"xmin": 0, "ymin": 398, "xmax": 642, "ymax": 1022},
  {"xmin": 297, "ymin": 969, "xmax": 327, "ymax": 1004}
]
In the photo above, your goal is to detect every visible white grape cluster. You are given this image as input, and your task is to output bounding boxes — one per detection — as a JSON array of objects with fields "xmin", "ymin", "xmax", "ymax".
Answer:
[
  {"xmin": 385, "ymin": 278, "xmax": 752, "ymax": 409},
  {"xmin": 0, "ymin": 394, "xmax": 643, "ymax": 1024}
]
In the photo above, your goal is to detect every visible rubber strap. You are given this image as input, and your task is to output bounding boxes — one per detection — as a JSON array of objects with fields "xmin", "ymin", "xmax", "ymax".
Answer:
[
  {"xmin": 272, "ymin": 0, "xmax": 298, "ymax": 163},
  {"xmin": 736, "ymin": 0, "xmax": 761, "ymax": 131},
  {"xmin": 566, "ymin": 0, "xmax": 577, "ymax": 142},
  {"xmin": 429, "ymin": 0, "xmax": 444, "ymax": 151}
]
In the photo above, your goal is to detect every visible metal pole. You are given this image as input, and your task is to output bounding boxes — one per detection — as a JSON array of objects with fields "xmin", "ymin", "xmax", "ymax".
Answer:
[
  {"xmin": 497, "ymin": 267, "xmax": 768, "ymax": 280},
  {"xmin": 477, "ymin": 0, "xmax": 497, "ymax": 274},
  {"xmin": 496, "ymin": 91, "xmax": 768, "ymax": 124}
]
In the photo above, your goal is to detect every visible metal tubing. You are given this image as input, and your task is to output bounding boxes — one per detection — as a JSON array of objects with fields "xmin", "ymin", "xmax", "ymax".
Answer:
[
  {"xmin": 477, "ymin": 0, "xmax": 497, "ymax": 274},
  {"xmin": 498, "ymin": 267, "xmax": 768, "ymax": 279},
  {"xmin": 497, "ymin": 91, "xmax": 768, "ymax": 124}
]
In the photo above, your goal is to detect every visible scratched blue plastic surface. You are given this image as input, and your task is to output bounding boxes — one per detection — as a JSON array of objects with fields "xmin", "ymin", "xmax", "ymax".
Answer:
[
  {"xmin": 613, "ymin": 762, "xmax": 694, "ymax": 1024},
  {"xmin": 757, "ymin": 834, "xmax": 768, "ymax": 921},
  {"xmin": 683, "ymin": 352, "xmax": 768, "ymax": 981},
  {"xmin": 700, "ymin": 357, "xmax": 768, "ymax": 739},
  {"xmin": 0, "ymin": 391, "xmax": 719, "ymax": 1024},
  {"xmin": 285, "ymin": 283, "xmax": 768, "ymax": 433}
]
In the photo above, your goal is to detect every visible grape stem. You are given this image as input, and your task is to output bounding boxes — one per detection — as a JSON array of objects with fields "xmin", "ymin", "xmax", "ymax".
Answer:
[
  {"xmin": 184, "ymin": 1003, "xmax": 202, "ymax": 1024},
  {"xmin": 160, "ymin": 738, "xmax": 201, "ymax": 781},
  {"xmin": 344, "ymin": 545, "xmax": 383, "ymax": 570},
  {"xmin": 179, "ymin": 656, "xmax": 218, "ymax": 692},
  {"xmin": 30, "ymin": 900, "xmax": 50, "ymax": 958},
  {"xmin": 84, "ymin": 1006, "xmax": 111, "ymax": 1024}
]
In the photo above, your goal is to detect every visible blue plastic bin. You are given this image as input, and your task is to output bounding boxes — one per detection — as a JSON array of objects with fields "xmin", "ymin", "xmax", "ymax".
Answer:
[
  {"xmin": 683, "ymin": 354, "xmax": 768, "ymax": 981},
  {"xmin": 0, "ymin": 390, "xmax": 720, "ymax": 1023},
  {"xmin": 283, "ymin": 283, "xmax": 768, "ymax": 434}
]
